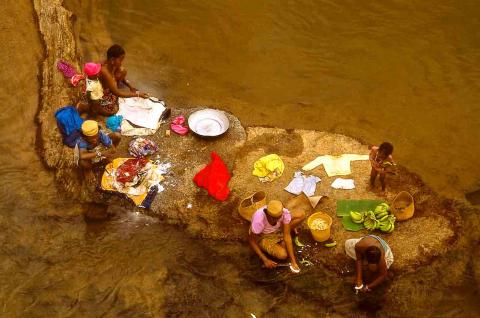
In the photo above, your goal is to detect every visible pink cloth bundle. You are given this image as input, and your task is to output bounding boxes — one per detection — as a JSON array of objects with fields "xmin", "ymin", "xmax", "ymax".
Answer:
[{"xmin": 170, "ymin": 116, "xmax": 189, "ymax": 135}]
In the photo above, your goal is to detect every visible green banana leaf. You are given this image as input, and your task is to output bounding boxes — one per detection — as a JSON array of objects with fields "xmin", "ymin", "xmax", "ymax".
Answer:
[
  {"xmin": 341, "ymin": 215, "xmax": 365, "ymax": 231},
  {"xmin": 336, "ymin": 200, "xmax": 385, "ymax": 217}
]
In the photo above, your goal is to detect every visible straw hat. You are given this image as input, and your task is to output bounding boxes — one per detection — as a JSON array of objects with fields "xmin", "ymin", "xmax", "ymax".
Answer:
[
  {"xmin": 266, "ymin": 200, "xmax": 283, "ymax": 218},
  {"xmin": 81, "ymin": 120, "xmax": 99, "ymax": 136}
]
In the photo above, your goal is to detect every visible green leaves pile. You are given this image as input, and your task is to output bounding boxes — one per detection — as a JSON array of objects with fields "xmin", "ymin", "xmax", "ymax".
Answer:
[{"xmin": 349, "ymin": 203, "xmax": 395, "ymax": 233}]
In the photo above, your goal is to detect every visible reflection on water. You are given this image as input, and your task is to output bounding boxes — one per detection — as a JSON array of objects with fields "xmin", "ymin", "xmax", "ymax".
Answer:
[{"xmin": 0, "ymin": 0, "xmax": 479, "ymax": 316}]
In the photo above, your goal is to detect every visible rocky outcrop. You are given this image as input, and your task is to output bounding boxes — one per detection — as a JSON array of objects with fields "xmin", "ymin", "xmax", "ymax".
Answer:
[
  {"xmin": 33, "ymin": 1, "xmax": 461, "ymax": 274},
  {"xmin": 34, "ymin": 0, "xmax": 83, "ymax": 196}
]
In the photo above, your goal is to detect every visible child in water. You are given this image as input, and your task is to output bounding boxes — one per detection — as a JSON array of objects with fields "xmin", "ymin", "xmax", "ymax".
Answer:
[{"xmin": 369, "ymin": 142, "xmax": 395, "ymax": 191}]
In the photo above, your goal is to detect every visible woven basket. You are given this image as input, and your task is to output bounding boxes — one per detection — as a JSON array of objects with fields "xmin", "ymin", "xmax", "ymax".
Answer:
[
  {"xmin": 392, "ymin": 191, "xmax": 414, "ymax": 221},
  {"xmin": 238, "ymin": 191, "xmax": 267, "ymax": 221}
]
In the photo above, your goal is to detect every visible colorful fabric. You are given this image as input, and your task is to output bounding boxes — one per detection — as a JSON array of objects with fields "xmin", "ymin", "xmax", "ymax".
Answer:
[
  {"xmin": 57, "ymin": 60, "xmax": 78, "ymax": 78},
  {"xmin": 106, "ymin": 115, "xmax": 123, "ymax": 132},
  {"xmin": 252, "ymin": 154, "xmax": 284, "ymax": 182},
  {"xmin": 116, "ymin": 158, "xmax": 149, "ymax": 185},
  {"xmin": 302, "ymin": 154, "xmax": 369, "ymax": 176},
  {"xmin": 128, "ymin": 138, "xmax": 158, "ymax": 158},
  {"xmin": 170, "ymin": 115, "xmax": 189, "ymax": 135},
  {"xmin": 250, "ymin": 206, "xmax": 292, "ymax": 235},
  {"xmin": 193, "ymin": 152, "xmax": 231, "ymax": 201},
  {"xmin": 70, "ymin": 74, "xmax": 85, "ymax": 87},
  {"xmin": 101, "ymin": 158, "xmax": 166, "ymax": 206},
  {"xmin": 76, "ymin": 131, "xmax": 112, "ymax": 150}
]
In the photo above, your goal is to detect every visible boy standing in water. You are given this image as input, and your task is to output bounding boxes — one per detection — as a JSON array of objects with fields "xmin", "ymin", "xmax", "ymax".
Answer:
[{"xmin": 369, "ymin": 142, "xmax": 395, "ymax": 191}]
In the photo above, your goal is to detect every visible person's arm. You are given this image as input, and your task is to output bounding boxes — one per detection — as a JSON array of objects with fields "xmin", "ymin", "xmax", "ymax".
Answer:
[
  {"xmin": 354, "ymin": 245, "xmax": 364, "ymax": 288},
  {"xmin": 365, "ymin": 259, "xmax": 388, "ymax": 291},
  {"xmin": 248, "ymin": 231, "xmax": 277, "ymax": 268},
  {"xmin": 283, "ymin": 223, "xmax": 299, "ymax": 271},
  {"xmin": 100, "ymin": 69, "xmax": 148, "ymax": 98},
  {"xmin": 122, "ymin": 79, "xmax": 137, "ymax": 93}
]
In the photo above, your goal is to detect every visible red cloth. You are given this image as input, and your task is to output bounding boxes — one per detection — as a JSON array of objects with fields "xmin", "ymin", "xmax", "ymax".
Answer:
[
  {"xmin": 116, "ymin": 158, "xmax": 148, "ymax": 184},
  {"xmin": 193, "ymin": 152, "xmax": 231, "ymax": 201}
]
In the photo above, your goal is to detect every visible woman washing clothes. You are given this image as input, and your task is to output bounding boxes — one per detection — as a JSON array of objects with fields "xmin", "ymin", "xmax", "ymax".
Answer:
[{"xmin": 82, "ymin": 44, "xmax": 150, "ymax": 117}]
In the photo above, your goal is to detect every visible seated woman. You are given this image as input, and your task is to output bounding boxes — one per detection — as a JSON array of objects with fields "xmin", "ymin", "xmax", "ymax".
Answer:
[
  {"xmin": 84, "ymin": 44, "xmax": 149, "ymax": 117},
  {"xmin": 345, "ymin": 235, "xmax": 394, "ymax": 292}
]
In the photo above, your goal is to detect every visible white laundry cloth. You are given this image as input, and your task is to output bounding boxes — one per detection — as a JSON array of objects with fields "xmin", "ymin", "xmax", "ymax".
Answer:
[
  {"xmin": 284, "ymin": 171, "xmax": 321, "ymax": 197},
  {"xmin": 331, "ymin": 178, "xmax": 355, "ymax": 190},
  {"xmin": 117, "ymin": 97, "xmax": 166, "ymax": 129},
  {"xmin": 120, "ymin": 119, "xmax": 161, "ymax": 136},
  {"xmin": 302, "ymin": 154, "xmax": 369, "ymax": 176}
]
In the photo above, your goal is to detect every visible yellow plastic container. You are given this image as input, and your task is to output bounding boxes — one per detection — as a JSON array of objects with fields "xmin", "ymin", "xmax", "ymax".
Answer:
[{"xmin": 307, "ymin": 212, "xmax": 332, "ymax": 242}]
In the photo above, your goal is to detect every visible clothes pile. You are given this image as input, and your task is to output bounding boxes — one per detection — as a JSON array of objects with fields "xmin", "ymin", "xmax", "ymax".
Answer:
[
  {"xmin": 101, "ymin": 158, "xmax": 167, "ymax": 206},
  {"xmin": 117, "ymin": 97, "xmax": 166, "ymax": 134},
  {"xmin": 128, "ymin": 138, "xmax": 158, "ymax": 158}
]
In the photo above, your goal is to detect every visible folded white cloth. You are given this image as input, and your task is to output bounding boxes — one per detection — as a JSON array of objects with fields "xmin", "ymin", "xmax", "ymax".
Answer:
[
  {"xmin": 284, "ymin": 171, "xmax": 321, "ymax": 197},
  {"xmin": 117, "ymin": 97, "xmax": 166, "ymax": 129},
  {"xmin": 331, "ymin": 178, "xmax": 355, "ymax": 190}
]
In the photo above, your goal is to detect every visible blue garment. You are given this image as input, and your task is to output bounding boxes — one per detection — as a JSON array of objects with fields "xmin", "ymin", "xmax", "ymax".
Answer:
[
  {"xmin": 106, "ymin": 115, "xmax": 123, "ymax": 132},
  {"xmin": 366, "ymin": 235, "xmax": 390, "ymax": 253},
  {"xmin": 55, "ymin": 105, "xmax": 84, "ymax": 147},
  {"xmin": 139, "ymin": 185, "xmax": 158, "ymax": 209},
  {"xmin": 76, "ymin": 131, "xmax": 112, "ymax": 150}
]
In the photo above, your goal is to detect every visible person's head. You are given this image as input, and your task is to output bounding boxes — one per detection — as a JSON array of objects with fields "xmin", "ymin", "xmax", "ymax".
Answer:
[
  {"xmin": 106, "ymin": 44, "xmax": 126, "ymax": 68},
  {"xmin": 81, "ymin": 120, "xmax": 99, "ymax": 145},
  {"xmin": 265, "ymin": 200, "xmax": 283, "ymax": 221},
  {"xmin": 378, "ymin": 142, "xmax": 394, "ymax": 160},
  {"xmin": 83, "ymin": 62, "xmax": 101, "ymax": 79},
  {"xmin": 365, "ymin": 246, "xmax": 382, "ymax": 264}
]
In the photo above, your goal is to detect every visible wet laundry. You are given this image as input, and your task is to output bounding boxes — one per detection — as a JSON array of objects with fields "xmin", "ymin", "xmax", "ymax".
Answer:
[
  {"xmin": 302, "ymin": 154, "xmax": 369, "ymax": 176},
  {"xmin": 252, "ymin": 154, "xmax": 284, "ymax": 182},
  {"xmin": 284, "ymin": 171, "xmax": 321, "ymax": 197},
  {"xmin": 193, "ymin": 152, "xmax": 231, "ymax": 201},
  {"xmin": 331, "ymin": 178, "xmax": 355, "ymax": 190},
  {"xmin": 117, "ymin": 97, "xmax": 166, "ymax": 129}
]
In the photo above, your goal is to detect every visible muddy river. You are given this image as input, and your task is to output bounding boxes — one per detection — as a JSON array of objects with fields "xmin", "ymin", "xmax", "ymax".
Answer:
[{"xmin": 0, "ymin": 0, "xmax": 479, "ymax": 316}]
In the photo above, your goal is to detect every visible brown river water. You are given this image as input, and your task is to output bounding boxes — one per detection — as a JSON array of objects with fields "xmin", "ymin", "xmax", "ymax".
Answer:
[{"xmin": 0, "ymin": 0, "xmax": 479, "ymax": 316}]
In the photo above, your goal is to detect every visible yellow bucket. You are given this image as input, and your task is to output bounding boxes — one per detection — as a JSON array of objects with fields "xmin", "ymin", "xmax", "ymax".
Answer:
[
  {"xmin": 392, "ymin": 191, "xmax": 414, "ymax": 221},
  {"xmin": 307, "ymin": 212, "xmax": 332, "ymax": 242}
]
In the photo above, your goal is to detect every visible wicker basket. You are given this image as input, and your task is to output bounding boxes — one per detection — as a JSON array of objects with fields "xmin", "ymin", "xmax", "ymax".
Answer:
[
  {"xmin": 238, "ymin": 191, "xmax": 267, "ymax": 221},
  {"xmin": 392, "ymin": 191, "xmax": 414, "ymax": 221}
]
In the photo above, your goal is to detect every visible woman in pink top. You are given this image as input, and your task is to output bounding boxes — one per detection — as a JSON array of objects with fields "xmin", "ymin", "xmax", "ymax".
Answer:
[{"xmin": 248, "ymin": 200, "xmax": 305, "ymax": 272}]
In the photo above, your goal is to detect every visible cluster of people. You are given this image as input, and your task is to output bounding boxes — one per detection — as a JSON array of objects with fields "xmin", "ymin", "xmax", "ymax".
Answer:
[
  {"xmin": 248, "ymin": 142, "xmax": 395, "ymax": 292},
  {"xmin": 74, "ymin": 44, "xmax": 150, "ymax": 183}
]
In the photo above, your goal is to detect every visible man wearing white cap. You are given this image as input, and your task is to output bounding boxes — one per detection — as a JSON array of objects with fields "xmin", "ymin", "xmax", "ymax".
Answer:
[
  {"xmin": 75, "ymin": 120, "xmax": 120, "ymax": 183},
  {"xmin": 248, "ymin": 200, "xmax": 305, "ymax": 273}
]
